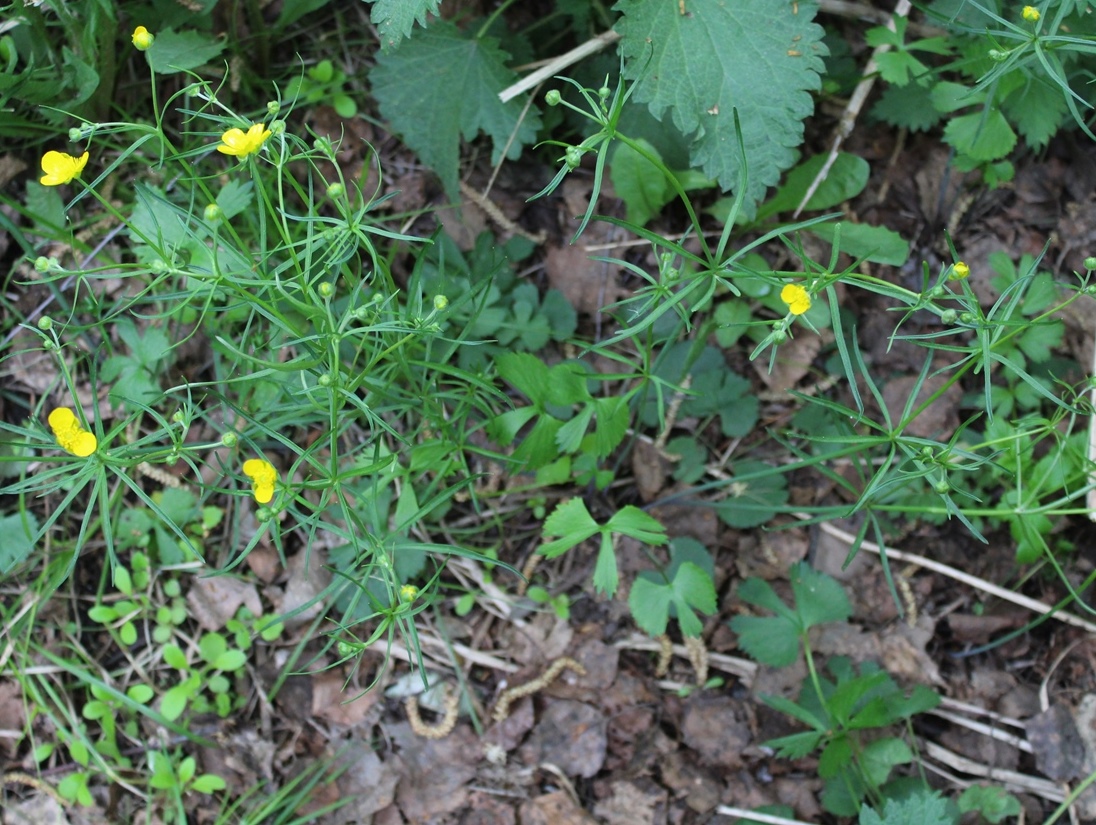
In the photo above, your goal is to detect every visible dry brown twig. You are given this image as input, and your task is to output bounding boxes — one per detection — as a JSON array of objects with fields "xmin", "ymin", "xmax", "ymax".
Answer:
[
  {"xmin": 794, "ymin": 0, "xmax": 913, "ymax": 217},
  {"xmin": 817, "ymin": 521, "xmax": 1096, "ymax": 634}
]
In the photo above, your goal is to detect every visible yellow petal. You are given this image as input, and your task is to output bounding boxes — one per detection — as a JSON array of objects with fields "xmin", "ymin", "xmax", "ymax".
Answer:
[
  {"xmin": 48, "ymin": 407, "xmax": 77, "ymax": 431},
  {"xmin": 217, "ymin": 128, "xmax": 248, "ymax": 155},
  {"xmin": 71, "ymin": 431, "xmax": 98, "ymax": 457}
]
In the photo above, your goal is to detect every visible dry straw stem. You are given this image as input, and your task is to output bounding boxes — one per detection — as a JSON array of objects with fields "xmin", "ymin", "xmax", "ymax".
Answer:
[
  {"xmin": 714, "ymin": 807, "xmax": 814, "ymax": 825},
  {"xmin": 794, "ymin": 0, "xmax": 913, "ymax": 216},
  {"xmin": 818, "ymin": 521, "xmax": 1096, "ymax": 635},
  {"xmin": 497, "ymin": 29, "xmax": 622, "ymax": 104},
  {"xmin": 920, "ymin": 738, "xmax": 1066, "ymax": 802}
]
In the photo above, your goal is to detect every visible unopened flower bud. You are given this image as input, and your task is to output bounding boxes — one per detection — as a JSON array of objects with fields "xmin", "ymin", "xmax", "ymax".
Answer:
[
  {"xmin": 433, "ymin": 294, "xmax": 449, "ymax": 311},
  {"xmin": 132, "ymin": 26, "xmax": 154, "ymax": 51},
  {"xmin": 318, "ymin": 282, "xmax": 334, "ymax": 298},
  {"xmin": 545, "ymin": 90, "xmax": 562, "ymax": 106},
  {"xmin": 221, "ymin": 432, "xmax": 238, "ymax": 447},
  {"xmin": 37, "ymin": 316, "xmax": 53, "ymax": 331}
]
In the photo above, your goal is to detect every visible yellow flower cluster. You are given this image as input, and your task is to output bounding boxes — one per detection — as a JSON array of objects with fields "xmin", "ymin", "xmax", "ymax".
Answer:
[
  {"xmin": 48, "ymin": 408, "xmax": 98, "ymax": 457},
  {"xmin": 217, "ymin": 124, "xmax": 272, "ymax": 158},
  {"xmin": 780, "ymin": 283, "xmax": 812, "ymax": 316},
  {"xmin": 40, "ymin": 151, "xmax": 88, "ymax": 186},
  {"xmin": 1022, "ymin": 6, "xmax": 1040, "ymax": 22},
  {"xmin": 243, "ymin": 458, "xmax": 277, "ymax": 504}
]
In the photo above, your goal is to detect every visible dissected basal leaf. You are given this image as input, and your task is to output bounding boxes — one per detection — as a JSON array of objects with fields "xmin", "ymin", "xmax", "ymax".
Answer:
[
  {"xmin": 615, "ymin": 0, "xmax": 827, "ymax": 218},
  {"xmin": 372, "ymin": 21, "xmax": 541, "ymax": 199},
  {"xmin": 367, "ymin": 0, "xmax": 443, "ymax": 51}
]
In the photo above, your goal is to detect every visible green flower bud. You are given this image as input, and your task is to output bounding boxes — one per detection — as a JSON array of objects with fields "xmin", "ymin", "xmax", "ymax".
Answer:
[
  {"xmin": 34, "ymin": 256, "xmax": 52, "ymax": 273},
  {"xmin": 545, "ymin": 89, "xmax": 562, "ymax": 106},
  {"xmin": 433, "ymin": 294, "xmax": 449, "ymax": 311},
  {"xmin": 327, "ymin": 182, "xmax": 345, "ymax": 199},
  {"xmin": 988, "ymin": 49, "xmax": 1009, "ymax": 62},
  {"xmin": 598, "ymin": 85, "xmax": 611, "ymax": 99},
  {"xmin": 771, "ymin": 330, "xmax": 787, "ymax": 345},
  {"xmin": 270, "ymin": 119, "xmax": 286, "ymax": 135},
  {"xmin": 221, "ymin": 432, "xmax": 238, "ymax": 447},
  {"xmin": 929, "ymin": 285, "xmax": 946, "ymax": 299},
  {"xmin": 318, "ymin": 373, "xmax": 333, "ymax": 387},
  {"xmin": 37, "ymin": 316, "xmax": 53, "ymax": 331},
  {"xmin": 565, "ymin": 146, "xmax": 583, "ymax": 170},
  {"xmin": 940, "ymin": 309, "xmax": 958, "ymax": 325},
  {"xmin": 1084, "ymin": 256, "xmax": 1096, "ymax": 271},
  {"xmin": 204, "ymin": 203, "xmax": 223, "ymax": 223},
  {"xmin": 68, "ymin": 127, "xmax": 83, "ymax": 142},
  {"xmin": 267, "ymin": 100, "xmax": 281, "ymax": 116},
  {"xmin": 959, "ymin": 312, "xmax": 974, "ymax": 324},
  {"xmin": 172, "ymin": 410, "xmax": 186, "ymax": 424},
  {"xmin": 933, "ymin": 479, "xmax": 950, "ymax": 494},
  {"xmin": 318, "ymin": 282, "xmax": 334, "ymax": 299}
]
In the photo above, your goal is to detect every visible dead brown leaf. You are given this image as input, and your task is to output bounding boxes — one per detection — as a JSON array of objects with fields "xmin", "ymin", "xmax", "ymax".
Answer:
[
  {"xmin": 518, "ymin": 700, "xmax": 607, "ymax": 778},
  {"xmin": 592, "ymin": 778, "xmax": 667, "ymax": 825},
  {"xmin": 186, "ymin": 576, "xmax": 262, "ymax": 631},
  {"xmin": 325, "ymin": 744, "xmax": 400, "ymax": 823},
  {"xmin": 680, "ymin": 695, "xmax": 752, "ymax": 768},
  {"xmin": 753, "ymin": 332, "xmax": 822, "ymax": 393},
  {"xmin": 518, "ymin": 791, "xmax": 598, "ymax": 825},
  {"xmin": 311, "ymin": 670, "xmax": 381, "ymax": 727},
  {"xmin": 390, "ymin": 721, "xmax": 479, "ymax": 822},
  {"xmin": 0, "ymin": 680, "xmax": 25, "ymax": 759}
]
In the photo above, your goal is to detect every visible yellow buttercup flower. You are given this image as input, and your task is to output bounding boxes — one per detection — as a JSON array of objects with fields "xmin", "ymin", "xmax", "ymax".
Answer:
[
  {"xmin": 950, "ymin": 261, "xmax": 970, "ymax": 280},
  {"xmin": 243, "ymin": 458, "xmax": 277, "ymax": 504},
  {"xmin": 780, "ymin": 283, "xmax": 812, "ymax": 316},
  {"xmin": 132, "ymin": 26, "xmax": 155, "ymax": 51},
  {"xmin": 217, "ymin": 124, "xmax": 272, "ymax": 159},
  {"xmin": 40, "ymin": 151, "xmax": 89, "ymax": 186},
  {"xmin": 48, "ymin": 407, "xmax": 98, "ymax": 457},
  {"xmin": 1022, "ymin": 6, "xmax": 1040, "ymax": 22}
]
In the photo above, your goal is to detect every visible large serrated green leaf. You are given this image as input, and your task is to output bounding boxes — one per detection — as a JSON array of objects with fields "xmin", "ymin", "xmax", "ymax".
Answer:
[
  {"xmin": 614, "ymin": 0, "xmax": 827, "ymax": 218},
  {"xmin": 372, "ymin": 22, "xmax": 541, "ymax": 199},
  {"xmin": 368, "ymin": 0, "xmax": 442, "ymax": 51},
  {"xmin": 146, "ymin": 29, "xmax": 225, "ymax": 75}
]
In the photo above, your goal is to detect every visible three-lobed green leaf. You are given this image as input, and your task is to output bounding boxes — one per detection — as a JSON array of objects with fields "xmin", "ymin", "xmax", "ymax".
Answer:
[{"xmin": 730, "ymin": 562, "xmax": 851, "ymax": 666}]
